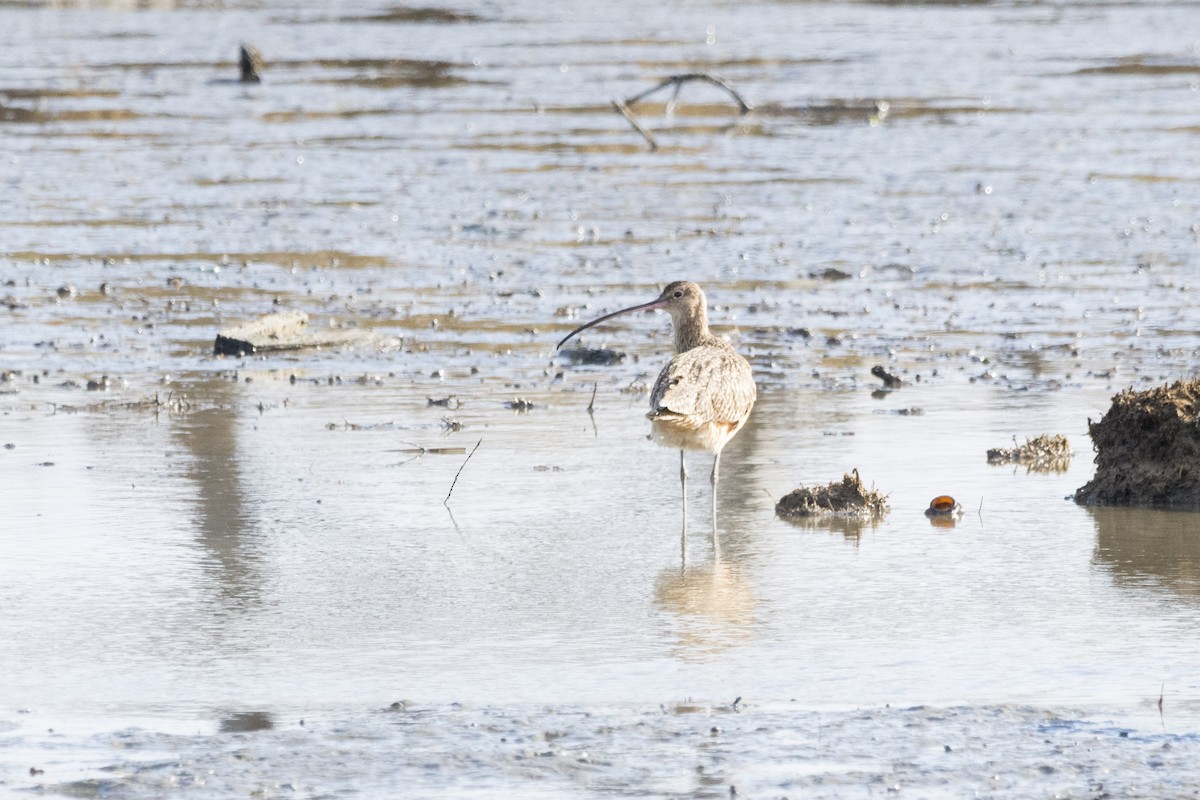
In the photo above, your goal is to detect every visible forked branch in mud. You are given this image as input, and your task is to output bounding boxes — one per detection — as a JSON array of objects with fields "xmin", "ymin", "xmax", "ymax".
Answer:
[
  {"xmin": 624, "ymin": 73, "xmax": 753, "ymax": 115},
  {"xmin": 613, "ymin": 73, "xmax": 752, "ymax": 151}
]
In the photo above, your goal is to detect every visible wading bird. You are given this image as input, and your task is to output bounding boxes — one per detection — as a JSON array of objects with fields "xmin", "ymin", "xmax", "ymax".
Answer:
[{"xmin": 557, "ymin": 281, "xmax": 756, "ymax": 528}]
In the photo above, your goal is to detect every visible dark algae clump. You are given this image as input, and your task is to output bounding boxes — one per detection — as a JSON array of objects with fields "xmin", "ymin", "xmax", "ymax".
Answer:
[{"xmin": 775, "ymin": 470, "xmax": 889, "ymax": 520}]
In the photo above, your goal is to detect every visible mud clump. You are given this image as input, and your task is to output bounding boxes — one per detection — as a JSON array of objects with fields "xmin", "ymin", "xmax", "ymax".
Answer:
[
  {"xmin": 1074, "ymin": 380, "xmax": 1200, "ymax": 508},
  {"xmin": 559, "ymin": 347, "xmax": 625, "ymax": 366},
  {"xmin": 987, "ymin": 434, "xmax": 1072, "ymax": 472},
  {"xmin": 775, "ymin": 470, "xmax": 888, "ymax": 520}
]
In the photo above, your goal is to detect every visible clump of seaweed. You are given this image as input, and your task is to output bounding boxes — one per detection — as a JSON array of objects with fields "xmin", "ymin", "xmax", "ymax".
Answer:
[
  {"xmin": 987, "ymin": 434, "xmax": 1072, "ymax": 473},
  {"xmin": 774, "ymin": 470, "xmax": 889, "ymax": 520},
  {"xmin": 1075, "ymin": 379, "xmax": 1200, "ymax": 508}
]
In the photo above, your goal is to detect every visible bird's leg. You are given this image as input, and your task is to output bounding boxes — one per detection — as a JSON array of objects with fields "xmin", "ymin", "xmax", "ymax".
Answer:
[
  {"xmin": 679, "ymin": 450, "xmax": 688, "ymax": 534},
  {"xmin": 710, "ymin": 450, "xmax": 722, "ymax": 535}
]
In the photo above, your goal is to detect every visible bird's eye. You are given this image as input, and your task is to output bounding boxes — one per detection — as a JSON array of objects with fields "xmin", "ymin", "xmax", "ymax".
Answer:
[{"xmin": 673, "ymin": 290, "xmax": 683, "ymax": 298}]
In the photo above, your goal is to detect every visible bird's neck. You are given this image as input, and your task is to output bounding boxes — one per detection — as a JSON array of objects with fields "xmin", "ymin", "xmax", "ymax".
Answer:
[{"xmin": 672, "ymin": 309, "xmax": 712, "ymax": 353}]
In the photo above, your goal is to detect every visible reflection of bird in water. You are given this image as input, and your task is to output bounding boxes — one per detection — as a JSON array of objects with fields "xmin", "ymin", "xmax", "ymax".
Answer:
[
  {"xmin": 654, "ymin": 555, "xmax": 756, "ymax": 657},
  {"xmin": 557, "ymin": 281, "xmax": 757, "ymax": 530}
]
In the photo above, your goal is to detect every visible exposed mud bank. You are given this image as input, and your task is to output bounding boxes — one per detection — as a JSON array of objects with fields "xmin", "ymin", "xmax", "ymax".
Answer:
[{"xmin": 1076, "ymin": 380, "xmax": 1200, "ymax": 508}]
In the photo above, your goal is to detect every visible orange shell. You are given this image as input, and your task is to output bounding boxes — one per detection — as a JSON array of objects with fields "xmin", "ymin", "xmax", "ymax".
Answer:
[{"xmin": 928, "ymin": 495, "xmax": 957, "ymax": 513}]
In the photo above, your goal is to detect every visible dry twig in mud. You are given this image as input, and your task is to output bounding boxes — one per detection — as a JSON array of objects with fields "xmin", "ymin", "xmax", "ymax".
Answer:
[
  {"xmin": 444, "ymin": 438, "xmax": 482, "ymax": 506},
  {"xmin": 613, "ymin": 73, "xmax": 752, "ymax": 151},
  {"xmin": 611, "ymin": 99, "xmax": 658, "ymax": 151},
  {"xmin": 624, "ymin": 73, "xmax": 753, "ymax": 115},
  {"xmin": 392, "ymin": 442, "xmax": 468, "ymax": 456},
  {"xmin": 391, "ymin": 441, "xmax": 468, "ymax": 467}
]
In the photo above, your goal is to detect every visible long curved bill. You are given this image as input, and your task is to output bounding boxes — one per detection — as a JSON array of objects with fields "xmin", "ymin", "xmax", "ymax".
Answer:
[{"xmin": 556, "ymin": 296, "xmax": 666, "ymax": 350}]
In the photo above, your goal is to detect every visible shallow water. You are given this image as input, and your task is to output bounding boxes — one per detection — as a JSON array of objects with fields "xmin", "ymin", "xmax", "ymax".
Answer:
[{"xmin": 2, "ymin": 0, "xmax": 1200, "ymax": 795}]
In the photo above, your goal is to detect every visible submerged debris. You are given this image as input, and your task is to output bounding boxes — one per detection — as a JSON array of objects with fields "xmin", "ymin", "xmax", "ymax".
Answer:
[
  {"xmin": 874, "ymin": 407, "xmax": 923, "ymax": 416},
  {"xmin": 774, "ymin": 470, "xmax": 889, "ymax": 520},
  {"xmin": 870, "ymin": 365, "xmax": 903, "ymax": 389},
  {"xmin": 1075, "ymin": 380, "xmax": 1200, "ymax": 508},
  {"xmin": 559, "ymin": 347, "xmax": 626, "ymax": 366},
  {"xmin": 987, "ymin": 434, "xmax": 1072, "ymax": 472},
  {"xmin": 53, "ymin": 393, "xmax": 194, "ymax": 415}
]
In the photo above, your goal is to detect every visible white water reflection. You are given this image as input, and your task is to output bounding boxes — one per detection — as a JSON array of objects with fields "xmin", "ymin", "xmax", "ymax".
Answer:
[{"xmin": 6, "ymin": 377, "xmax": 1198, "ymax": 716}]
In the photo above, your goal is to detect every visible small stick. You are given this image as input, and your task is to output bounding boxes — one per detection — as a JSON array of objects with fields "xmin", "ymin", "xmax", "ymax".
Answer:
[
  {"xmin": 444, "ymin": 438, "xmax": 482, "ymax": 506},
  {"xmin": 1159, "ymin": 682, "xmax": 1165, "ymax": 730},
  {"xmin": 665, "ymin": 79, "xmax": 683, "ymax": 116},
  {"xmin": 587, "ymin": 382, "xmax": 598, "ymax": 415},
  {"xmin": 612, "ymin": 99, "xmax": 658, "ymax": 151}
]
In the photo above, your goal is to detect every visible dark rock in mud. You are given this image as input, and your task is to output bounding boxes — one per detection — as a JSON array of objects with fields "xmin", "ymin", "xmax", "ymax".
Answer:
[
  {"xmin": 239, "ymin": 44, "xmax": 263, "ymax": 83},
  {"xmin": 810, "ymin": 267, "xmax": 853, "ymax": 281},
  {"xmin": 213, "ymin": 311, "xmax": 365, "ymax": 356},
  {"xmin": 218, "ymin": 711, "xmax": 274, "ymax": 733},
  {"xmin": 870, "ymin": 365, "xmax": 903, "ymax": 388},
  {"xmin": 775, "ymin": 470, "xmax": 889, "ymax": 520},
  {"xmin": 987, "ymin": 434, "xmax": 1071, "ymax": 473},
  {"xmin": 1075, "ymin": 380, "xmax": 1200, "ymax": 508}
]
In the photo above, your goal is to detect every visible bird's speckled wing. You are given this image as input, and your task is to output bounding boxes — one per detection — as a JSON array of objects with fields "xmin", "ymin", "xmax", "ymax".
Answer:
[{"xmin": 648, "ymin": 342, "xmax": 757, "ymax": 425}]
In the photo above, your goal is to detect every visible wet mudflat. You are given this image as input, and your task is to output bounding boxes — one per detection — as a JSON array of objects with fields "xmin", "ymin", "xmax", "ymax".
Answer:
[{"xmin": 2, "ymin": 0, "xmax": 1200, "ymax": 796}]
